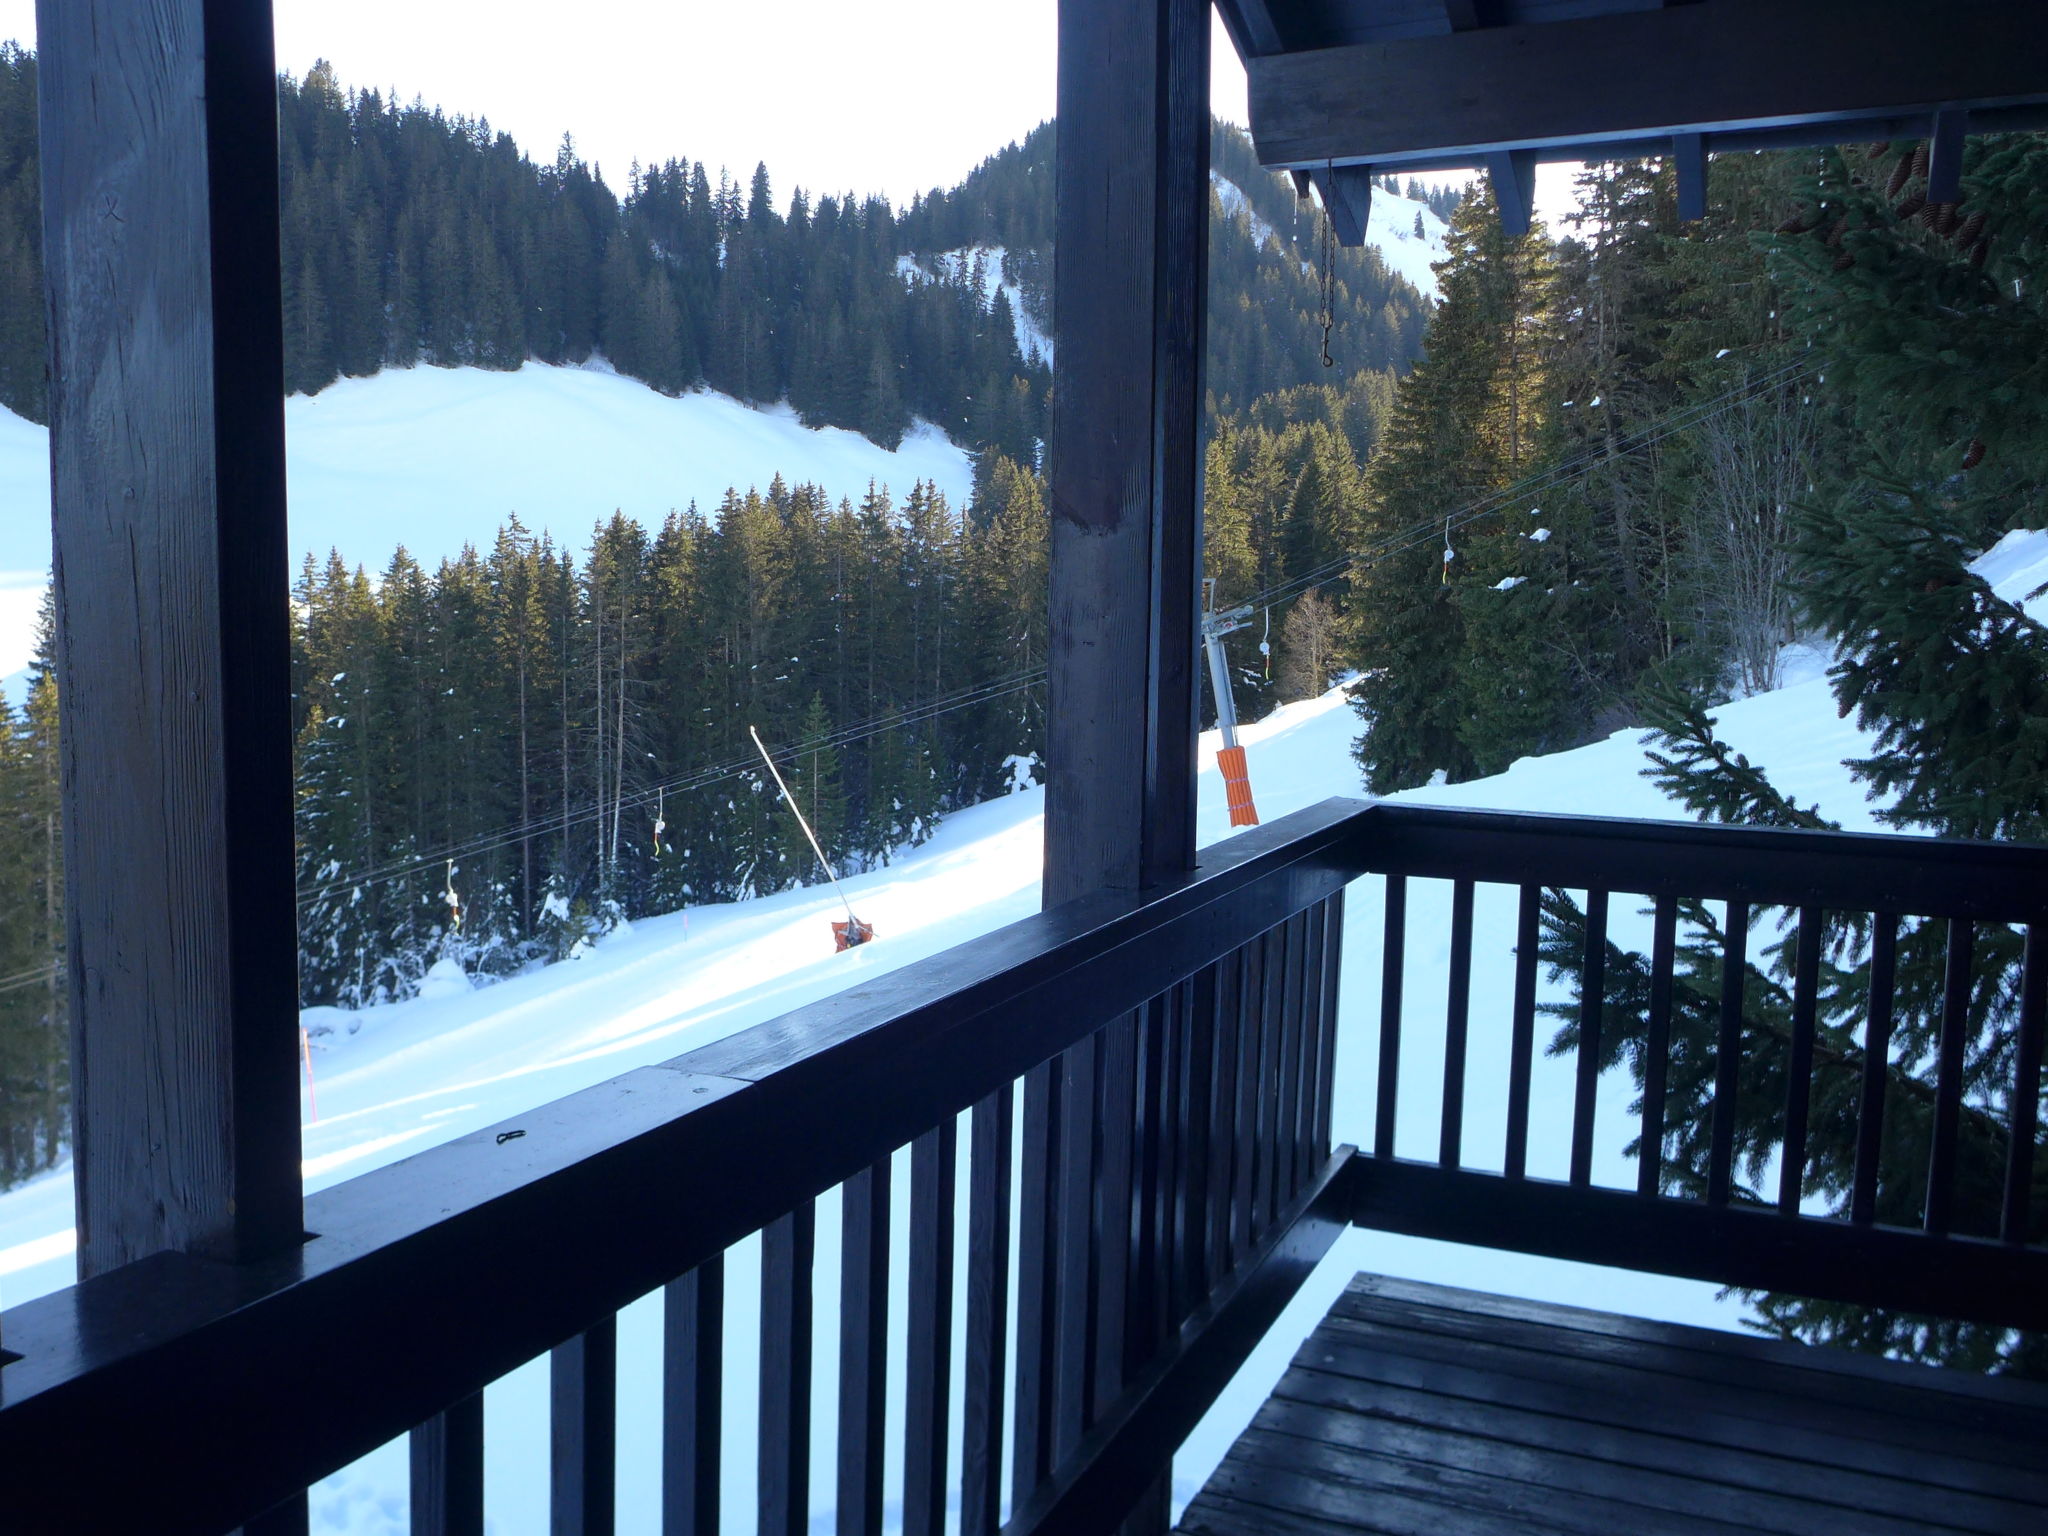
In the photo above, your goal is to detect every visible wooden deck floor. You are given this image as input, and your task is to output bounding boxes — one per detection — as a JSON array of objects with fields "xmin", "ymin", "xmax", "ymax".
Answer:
[{"xmin": 1177, "ymin": 1274, "xmax": 2048, "ymax": 1536}]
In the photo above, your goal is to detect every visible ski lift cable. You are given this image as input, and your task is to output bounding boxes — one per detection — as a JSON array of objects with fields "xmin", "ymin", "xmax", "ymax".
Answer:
[
  {"xmin": 751, "ymin": 724, "xmax": 865, "ymax": 930},
  {"xmin": 1233, "ymin": 357, "xmax": 1813, "ymax": 618},
  {"xmin": 296, "ymin": 666, "xmax": 1051, "ymax": 909}
]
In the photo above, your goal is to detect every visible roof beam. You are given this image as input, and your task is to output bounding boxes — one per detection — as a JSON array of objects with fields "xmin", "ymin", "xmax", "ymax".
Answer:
[
  {"xmin": 1308, "ymin": 164, "xmax": 1375, "ymax": 246},
  {"xmin": 1247, "ymin": 0, "xmax": 2048, "ymax": 170}
]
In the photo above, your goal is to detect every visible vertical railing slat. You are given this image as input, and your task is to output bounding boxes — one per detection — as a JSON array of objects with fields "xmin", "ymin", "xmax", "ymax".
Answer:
[
  {"xmin": 1637, "ymin": 896, "xmax": 1678, "ymax": 1199},
  {"xmin": 1569, "ymin": 890, "xmax": 1609, "ymax": 1189},
  {"xmin": 1254, "ymin": 923, "xmax": 1287, "ymax": 1233},
  {"xmin": 412, "ymin": 1393, "xmax": 484, "ymax": 1536},
  {"xmin": 663, "ymin": 1257, "xmax": 723, "ymax": 1536},
  {"xmin": 1504, "ymin": 884, "xmax": 1539, "ymax": 1181},
  {"xmin": 1376, "ymin": 875, "xmax": 1407, "ymax": 1158},
  {"xmin": 904, "ymin": 1122, "xmax": 958, "ymax": 1536},
  {"xmin": 1851, "ymin": 915, "xmax": 1899, "ymax": 1226},
  {"xmin": 1707, "ymin": 900, "xmax": 1749, "ymax": 1207},
  {"xmin": 1230, "ymin": 936, "xmax": 1263, "ymax": 1261},
  {"xmin": 1180, "ymin": 964, "xmax": 1219, "ymax": 1313},
  {"xmin": 1011, "ymin": 1060, "xmax": 1060, "ymax": 1506},
  {"xmin": 1313, "ymin": 891, "xmax": 1346, "ymax": 1162},
  {"xmin": 1206, "ymin": 950, "xmax": 1243, "ymax": 1286},
  {"xmin": 1440, "ymin": 880, "xmax": 1475, "ymax": 1169},
  {"xmin": 551, "ymin": 1316, "xmax": 617, "ymax": 1536},
  {"xmin": 1093, "ymin": 1013, "xmax": 1138, "ymax": 1412},
  {"xmin": 759, "ymin": 1203, "xmax": 815, "ymax": 1536},
  {"xmin": 1926, "ymin": 918, "xmax": 1974, "ymax": 1236},
  {"xmin": 1779, "ymin": 907, "xmax": 1824, "ymax": 1215},
  {"xmin": 838, "ymin": 1161, "xmax": 891, "ymax": 1536},
  {"xmin": 1050, "ymin": 1036, "xmax": 1098, "ymax": 1461},
  {"xmin": 1273, "ymin": 918, "xmax": 1305, "ymax": 1207},
  {"xmin": 2003, "ymin": 925, "xmax": 2045, "ymax": 1246},
  {"xmin": 963, "ymin": 1085, "xmax": 1015, "ymax": 1536}
]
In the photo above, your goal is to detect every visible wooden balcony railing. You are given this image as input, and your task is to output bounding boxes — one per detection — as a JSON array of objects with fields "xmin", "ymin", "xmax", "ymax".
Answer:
[{"xmin": 1, "ymin": 798, "xmax": 2043, "ymax": 1533}]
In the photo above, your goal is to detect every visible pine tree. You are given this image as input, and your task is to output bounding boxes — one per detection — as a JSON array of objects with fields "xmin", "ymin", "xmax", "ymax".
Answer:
[{"xmin": 1347, "ymin": 188, "xmax": 1557, "ymax": 790}]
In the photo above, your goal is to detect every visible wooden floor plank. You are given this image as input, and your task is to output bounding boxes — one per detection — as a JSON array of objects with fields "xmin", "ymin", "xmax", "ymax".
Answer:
[
  {"xmin": 1322, "ymin": 1294, "xmax": 2046, "ymax": 1465},
  {"xmin": 1250, "ymin": 1394, "xmax": 1996, "ymax": 1536},
  {"xmin": 1175, "ymin": 1273, "xmax": 2048, "ymax": 1536},
  {"xmin": 1346, "ymin": 1274, "xmax": 2048, "ymax": 1417},
  {"xmin": 1208, "ymin": 1429, "xmax": 1767, "ymax": 1536},
  {"xmin": 1301, "ymin": 1312, "xmax": 2048, "ymax": 1501},
  {"xmin": 1278, "ymin": 1345, "xmax": 2048, "ymax": 1510}
]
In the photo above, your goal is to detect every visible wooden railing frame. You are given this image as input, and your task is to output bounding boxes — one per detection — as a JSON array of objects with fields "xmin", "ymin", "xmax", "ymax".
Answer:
[
  {"xmin": 0, "ymin": 800, "xmax": 1368, "ymax": 1535},
  {"xmin": 3, "ymin": 797, "xmax": 2046, "ymax": 1533}
]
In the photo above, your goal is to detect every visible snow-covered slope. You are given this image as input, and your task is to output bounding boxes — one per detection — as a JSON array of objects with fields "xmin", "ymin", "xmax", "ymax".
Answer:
[
  {"xmin": 1212, "ymin": 170, "xmax": 1450, "ymax": 300},
  {"xmin": 1361, "ymin": 184, "xmax": 1452, "ymax": 299},
  {"xmin": 0, "ymin": 362, "xmax": 976, "ymax": 693}
]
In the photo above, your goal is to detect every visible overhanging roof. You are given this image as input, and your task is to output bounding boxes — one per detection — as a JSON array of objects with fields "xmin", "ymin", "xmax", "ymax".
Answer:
[{"xmin": 1217, "ymin": 0, "xmax": 2048, "ymax": 241}]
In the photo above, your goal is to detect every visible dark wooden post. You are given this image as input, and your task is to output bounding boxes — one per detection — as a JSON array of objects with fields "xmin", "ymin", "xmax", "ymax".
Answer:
[
  {"xmin": 37, "ymin": 0, "xmax": 304, "ymax": 1275},
  {"xmin": 1044, "ymin": 0, "xmax": 1211, "ymax": 906}
]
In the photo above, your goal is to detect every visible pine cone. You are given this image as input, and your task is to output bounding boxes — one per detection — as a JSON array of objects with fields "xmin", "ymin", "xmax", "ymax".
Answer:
[
  {"xmin": 1833, "ymin": 251, "xmax": 1857, "ymax": 271},
  {"xmin": 1971, "ymin": 239, "xmax": 1990, "ymax": 268},
  {"xmin": 1911, "ymin": 143, "xmax": 1930, "ymax": 178},
  {"xmin": 1825, "ymin": 215, "xmax": 1849, "ymax": 246},
  {"xmin": 1932, "ymin": 202, "xmax": 1960, "ymax": 235},
  {"xmin": 1918, "ymin": 202, "xmax": 1941, "ymax": 229},
  {"xmin": 1775, "ymin": 211, "xmax": 1814, "ymax": 235},
  {"xmin": 1886, "ymin": 155, "xmax": 1914, "ymax": 198},
  {"xmin": 1962, "ymin": 437, "xmax": 1987, "ymax": 470},
  {"xmin": 1956, "ymin": 210, "xmax": 1988, "ymax": 247},
  {"xmin": 1896, "ymin": 193, "xmax": 1927, "ymax": 220}
]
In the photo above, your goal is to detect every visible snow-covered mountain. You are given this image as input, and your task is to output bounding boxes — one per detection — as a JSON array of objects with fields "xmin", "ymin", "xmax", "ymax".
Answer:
[
  {"xmin": 0, "ymin": 361, "xmax": 977, "ymax": 697},
  {"xmin": 1212, "ymin": 169, "xmax": 1451, "ymax": 300},
  {"xmin": 12, "ymin": 529, "xmax": 2044, "ymax": 1531}
]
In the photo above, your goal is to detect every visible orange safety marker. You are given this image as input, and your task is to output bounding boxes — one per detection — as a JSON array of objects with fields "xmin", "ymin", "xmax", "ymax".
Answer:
[
  {"xmin": 1203, "ymin": 582, "xmax": 1262, "ymax": 828},
  {"xmin": 1218, "ymin": 743, "xmax": 1260, "ymax": 827},
  {"xmin": 300, "ymin": 1025, "xmax": 320, "ymax": 1123}
]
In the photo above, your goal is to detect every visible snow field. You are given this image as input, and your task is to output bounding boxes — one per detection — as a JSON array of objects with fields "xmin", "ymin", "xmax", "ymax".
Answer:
[{"xmin": 0, "ymin": 362, "xmax": 977, "ymax": 694}]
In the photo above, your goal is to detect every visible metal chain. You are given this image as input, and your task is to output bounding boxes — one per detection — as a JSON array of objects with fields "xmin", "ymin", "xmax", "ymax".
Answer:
[{"xmin": 1318, "ymin": 161, "xmax": 1338, "ymax": 368}]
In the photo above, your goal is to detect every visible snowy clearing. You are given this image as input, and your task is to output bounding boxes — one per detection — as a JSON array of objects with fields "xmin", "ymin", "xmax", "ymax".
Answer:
[{"xmin": 0, "ymin": 362, "xmax": 975, "ymax": 690}]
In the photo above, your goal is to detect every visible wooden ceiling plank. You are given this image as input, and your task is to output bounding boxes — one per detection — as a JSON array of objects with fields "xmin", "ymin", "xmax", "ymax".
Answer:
[{"xmin": 1246, "ymin": 0, "xmax": 2048, "ymax": 169}]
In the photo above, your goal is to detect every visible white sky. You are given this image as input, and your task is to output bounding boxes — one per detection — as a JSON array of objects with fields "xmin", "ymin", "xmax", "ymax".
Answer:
[{"xmin": 0, "ymin": 3, "xmax": 1251, "ymax": 206}]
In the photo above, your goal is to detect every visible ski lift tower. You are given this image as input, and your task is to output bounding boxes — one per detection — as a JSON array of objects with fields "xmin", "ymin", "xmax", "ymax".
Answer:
[{"xmin": 1202, "ymin": 581, "xmax": 1261, "ymax": 828}]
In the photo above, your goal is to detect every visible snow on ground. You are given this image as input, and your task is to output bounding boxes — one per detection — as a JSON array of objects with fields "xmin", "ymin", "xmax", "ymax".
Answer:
[
  {"xmin": 1360, "ymin": 184, "xmax": 1451, "ymax": 299},
  {"xmin": 0, "ymin": 362, "xmax": 975, "ymax": 692},
  {"xmin": 4, "ymin": 532, "xmax": 2039, "ymax": 1530}
]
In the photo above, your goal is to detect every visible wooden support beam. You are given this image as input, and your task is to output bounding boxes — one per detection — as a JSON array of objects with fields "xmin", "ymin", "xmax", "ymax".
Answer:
[
  {"xmin": 1045, "ymin": 0, "xmax": 1210, "ymax": 903},
  {"xmin": 1308, "ymin": 164, "xmax": 1374, "ymax": 247},
  {"xmin": 1487, "ymin": 149, "xmax": 1536, "ymax": 238},
  {"xmin": 1247, "ymin": 0, "xmax": 2048, "ymax": 170},
  {"xmin": 1671, "ymin": 132, "xmax": 1706, "ymax": 222},
  {"xmin": 36, "ymin": 0, "xmax": 303, "ymax": 1274},
  {"xmin": 1927, "ymin": 105, "xmax": 1970, "ymax": 205}
]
